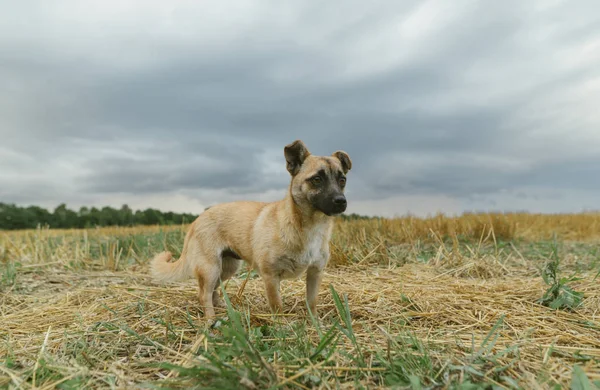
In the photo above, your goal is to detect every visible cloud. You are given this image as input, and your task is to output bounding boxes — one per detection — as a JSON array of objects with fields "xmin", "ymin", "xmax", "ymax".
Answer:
[{"xmin": 1, "ymin": 0, "xmax": 600, "ymax": 216}]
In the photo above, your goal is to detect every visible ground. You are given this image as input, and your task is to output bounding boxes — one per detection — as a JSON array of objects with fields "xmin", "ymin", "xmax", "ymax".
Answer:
[{"xmin": 1, "ymin": 214, "xmax": 600, "ymax": 389}]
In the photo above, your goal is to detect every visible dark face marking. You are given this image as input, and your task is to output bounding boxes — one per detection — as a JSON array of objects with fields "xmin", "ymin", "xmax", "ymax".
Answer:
[
  {"xmin": 284, "ymin": 140, "xmax": 352, "ymax": 217},
  {"xmin": 305, "ymin": 159, "xmax": 348, "ymax": 216}
]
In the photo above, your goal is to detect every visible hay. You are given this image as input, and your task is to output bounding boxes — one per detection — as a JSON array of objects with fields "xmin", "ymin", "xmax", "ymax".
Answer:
[
  {"xmin": 2, "ymin": 213, "xmax": 600, "ymax": 388},
  {"xmin": 1, "ymin": 261, "xmax": 599, "ymax": 388}
]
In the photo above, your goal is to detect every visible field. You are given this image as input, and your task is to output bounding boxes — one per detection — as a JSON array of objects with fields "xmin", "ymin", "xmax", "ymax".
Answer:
[{"xmin": 1, "ymin": 212, "xmax": 600, "ymax": 389}]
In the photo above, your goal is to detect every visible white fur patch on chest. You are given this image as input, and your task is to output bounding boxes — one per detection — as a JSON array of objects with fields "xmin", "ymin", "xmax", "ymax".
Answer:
[
  {"xmin": 277, "ymin": 220, "xmax": 331, "ymax": 280},
  {"xmin": 299, "ymin": 221, "xmax": 329, "ymax": 264}
]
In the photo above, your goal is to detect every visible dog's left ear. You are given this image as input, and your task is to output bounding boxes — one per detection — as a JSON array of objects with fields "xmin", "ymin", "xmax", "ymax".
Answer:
[
  {"xmin": 284, "ymin": 140, "xmax": 311, "ymax": 176},
  {"xmin": 332, "ymin": 151, "xmax": 352, "ymax": 174}
]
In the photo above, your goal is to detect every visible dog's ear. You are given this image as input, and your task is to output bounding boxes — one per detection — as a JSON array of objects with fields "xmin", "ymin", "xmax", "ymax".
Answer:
[
  {"xmin": 332, "ymin": 150, "xmax": 352, "ymax": 174},
  {"xmin": 284, "ymin": 140, "xmax": 310, "ymax": 175}
]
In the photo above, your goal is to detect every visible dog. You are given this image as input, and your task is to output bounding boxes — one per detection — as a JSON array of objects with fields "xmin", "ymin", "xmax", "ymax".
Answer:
[{"xmin": 149, "ymin": 139, "xmax": 352, "ymax": 319}]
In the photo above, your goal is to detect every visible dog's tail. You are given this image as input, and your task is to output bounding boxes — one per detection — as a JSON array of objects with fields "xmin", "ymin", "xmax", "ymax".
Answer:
[{"xmin": 150, "ymin": 250, "xmax": 190, "ymax": 283}]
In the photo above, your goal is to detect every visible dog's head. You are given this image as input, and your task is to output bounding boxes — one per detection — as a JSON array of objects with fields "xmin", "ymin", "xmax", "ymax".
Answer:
[{"xmin": 284, "ymin": 140, "xmax": 352, "ymax": 216}]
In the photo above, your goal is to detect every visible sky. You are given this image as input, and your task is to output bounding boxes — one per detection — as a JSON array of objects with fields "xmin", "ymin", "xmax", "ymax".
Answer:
[{"xmin": 1, "ymin": 0, "xmax": 600, "ymax": 218}]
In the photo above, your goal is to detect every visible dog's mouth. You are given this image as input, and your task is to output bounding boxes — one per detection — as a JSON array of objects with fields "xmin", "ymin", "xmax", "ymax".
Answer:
[
  {"xmin": 319, "ymin": 201, "xmax": 347, "ymax": 216},
  {"xmin": 308, "ymin": 192, "xmax": 348, "ymax": 217}
]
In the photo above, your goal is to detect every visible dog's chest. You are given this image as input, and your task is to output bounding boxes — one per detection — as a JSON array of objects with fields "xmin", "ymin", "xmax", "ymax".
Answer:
[{"xmin": 278, "ymin": 222, "xmax": 330, "ymax": 279}]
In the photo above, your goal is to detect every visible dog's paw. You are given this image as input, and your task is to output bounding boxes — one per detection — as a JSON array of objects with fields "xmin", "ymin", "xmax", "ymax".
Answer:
[{"xmin": 203, "ymin": 316, "xmax": 217, "ymax": 329}]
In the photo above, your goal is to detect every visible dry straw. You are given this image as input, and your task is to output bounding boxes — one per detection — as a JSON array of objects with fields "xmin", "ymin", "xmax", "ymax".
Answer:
[{"xmin": 1, "ymin": 212, "xmax": 600, "ymax": 388}]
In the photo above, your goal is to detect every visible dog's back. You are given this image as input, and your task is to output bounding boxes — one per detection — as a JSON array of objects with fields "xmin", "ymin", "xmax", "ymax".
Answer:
[{"xmin": 194, "ymin": 200, "xmax": 269, "ymax": 261}]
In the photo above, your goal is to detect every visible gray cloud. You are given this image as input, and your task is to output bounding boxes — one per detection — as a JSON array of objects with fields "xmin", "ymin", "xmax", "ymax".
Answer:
[
  {"xmin": 1, "ymin": 0, "xmax": 599, "ymax": 215},
  {"xmin": 78, "ymin": 141, "xmax": 285, "ymax": 195}
]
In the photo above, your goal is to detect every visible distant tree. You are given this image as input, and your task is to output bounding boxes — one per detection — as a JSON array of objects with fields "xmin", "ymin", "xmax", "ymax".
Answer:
[
  {"xmin": 89, "ymin": 207, "xmax": 101, "ymax": 227},
  {"xmin": 0, "ymin": 203, "xmax": 30, "ymax": 229},
  {"xmin": 26, "ymin": 206, "xmax": 52, "ymax": 228},
  {"xmin": 339, "ymin": 213, "xmax": 374, "ymax": 221},
  {"xmin": 78, "ymin": 206, "xmax": 90, "ymax": 228},
  {"xmin": 119, "ymin": 204, "xmax": 134, "ymax": 226},
  {"xmin": 141, "ymin": 208, "xmax": 163, "ymax": 225},
  {"xmin": 0, "ymin": 202, "xmax": 200, "ymax": 230},
  {"xmin": 53, "ymin": 203, "xmax": 78, "ymax": 229},
  {"xmin": 99, "ymin": 206, "xmax": 120, "ymax": 226}
]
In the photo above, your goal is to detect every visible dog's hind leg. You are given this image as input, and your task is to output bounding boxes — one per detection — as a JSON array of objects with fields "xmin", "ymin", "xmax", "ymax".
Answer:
[
  {"xmin": 192, "ymin": 251, "xmax": 220, "ymax": 319},
  {"xmin": 195, "ymin": 265, "xmax": 220, "ymax": 319},
  {"xmin": 182, "ymin": 236, "xmax": 220, "ymax": 319},
  {"xmin": 212, "ymin": 257, "xmax": 242, "ymax": 307}
]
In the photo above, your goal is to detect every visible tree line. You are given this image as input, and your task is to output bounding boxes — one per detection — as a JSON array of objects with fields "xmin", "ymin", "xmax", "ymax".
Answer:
[
  {"xmin": 0, "ymin": 202, "xmax": 376, "ymax": 231},
  {"xmin": 0, "ymin": 203, "xmax": 199, "ymax": 230}
]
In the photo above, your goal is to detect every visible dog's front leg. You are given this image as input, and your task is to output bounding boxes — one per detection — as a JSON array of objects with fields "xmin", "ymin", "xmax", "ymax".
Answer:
[
  {"xmin": 306, "ymin": 266, "xmax": 323, "ymax": 316},
  {"xmin": 263, "ymin": 274, "xmax": 283, "ymax": 314}
]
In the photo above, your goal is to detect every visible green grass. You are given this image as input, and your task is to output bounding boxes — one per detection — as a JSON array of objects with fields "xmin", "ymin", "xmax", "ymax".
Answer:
[
  {"xmin": 1, "ymin": 260, "xmax": 18, "ymax": 288},
  {"xmin": 536, "ymin": 238, "xmax": 585, "ymax": 311},
  {"xmin": 1, "ymin": 221, "xmax": 600, "ymax": 389},
  {"xmin": 137, "ymin": 286, "xmax": 513, "ymax": 390}
]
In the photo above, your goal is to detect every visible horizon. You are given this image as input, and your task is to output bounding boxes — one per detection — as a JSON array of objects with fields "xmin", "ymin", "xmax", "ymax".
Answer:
[{"xmin": 3, "ymin": 200, "xmax": 599, "ymax": 221}]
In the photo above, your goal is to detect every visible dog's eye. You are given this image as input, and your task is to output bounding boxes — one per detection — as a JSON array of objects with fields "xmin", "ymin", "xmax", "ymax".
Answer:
[
  {"xmin": 311, "ymin": 176, "xmax": 322, "ymax": 185},
  {"xmin": 339, "ymin": 177, "xmax": 346, "ymax": 186}
]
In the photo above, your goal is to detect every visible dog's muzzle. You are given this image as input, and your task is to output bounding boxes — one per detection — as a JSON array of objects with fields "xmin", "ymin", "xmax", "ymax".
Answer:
[{"xmin": 330, "ymin": 195, "xmax": 347, "ymax": 214}]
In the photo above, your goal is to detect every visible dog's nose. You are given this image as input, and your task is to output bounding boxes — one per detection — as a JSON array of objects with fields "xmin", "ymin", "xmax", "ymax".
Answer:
[{"xmin": 333, "ymin": 195, "xmax": 347, "ymax": 206}]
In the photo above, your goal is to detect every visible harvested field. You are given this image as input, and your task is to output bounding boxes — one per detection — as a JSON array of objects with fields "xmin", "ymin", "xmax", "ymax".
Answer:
[{"xmin": 1, "ymin": 212, "xmax": 600, "ymax": 389}]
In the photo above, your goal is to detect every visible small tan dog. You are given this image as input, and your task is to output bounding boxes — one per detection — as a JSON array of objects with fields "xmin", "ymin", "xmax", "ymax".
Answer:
[{"xmin": 149, "ymin": 139, "xmax": 352, "ymax": 319}]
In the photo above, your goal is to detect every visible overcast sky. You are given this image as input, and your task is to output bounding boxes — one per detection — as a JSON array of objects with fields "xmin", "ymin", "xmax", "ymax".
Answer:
[{"xmin": 1, "ymin": 0, "xmax": 599, "ymax": 217}]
